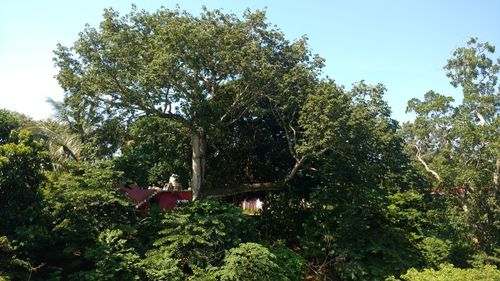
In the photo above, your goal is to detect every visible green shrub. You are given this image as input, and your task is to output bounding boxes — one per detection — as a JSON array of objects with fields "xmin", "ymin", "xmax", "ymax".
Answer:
[
  {"xmin": 389, "ymin": 264, "xmax": 500, "ymax": 281},
  {"xmin": 0, "ymin": 236, "xmax": 15, "ymax": 281},
  {"xmin": 260, "ymin": 191, "xmax": 311, "ymax": 245},
  {"xmin": 417, "ymin": 237, "xmax": 452, "ymax": 267},
  {"xmin": 271, "ymin": 242, "xmax": 307, "ymax": 281},
  {"xmin": 43, "ymin": 161, "xmax": 138, "ymax": 276},
  {"xmin": 140, "ymin": 251, "xmax": 184, "ymax": 281},
  {"xmin": 147, "ymin": 200, "xmax": 256, "ymax": 273},
  {"xmin": 210, "ymin": 243, "xmax": 287, "ymax": 281},
  {"xmin": 68, "ymin": 229, "xmax": 142, "ymax": 281},
  {"xmin": 303, "ymin": 185, "xmax": 421, "ymax": 280},
  {"xmin": 471, "ymin": 248, "xmax": 500, "ymax": 268}
]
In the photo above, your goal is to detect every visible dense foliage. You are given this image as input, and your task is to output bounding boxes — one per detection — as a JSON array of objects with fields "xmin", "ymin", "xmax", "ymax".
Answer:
[
  {"xmin": 207, "ymin": 242, "xmax": 305, "ymax": 281},
  {"xmin": 0, "ymin": 5, "xmax": 498, "ymax": 281},
  {"xmin": 389, "ymin": 264, "xmax": 500, "ymax": 281},
  {"xmin": 145, "ymin": 200, "xmax": 256, "ymax": 271}
]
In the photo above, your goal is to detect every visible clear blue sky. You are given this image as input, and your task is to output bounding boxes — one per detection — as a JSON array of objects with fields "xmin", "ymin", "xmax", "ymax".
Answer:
[{"xmin": 1, "ymin": 0, "xmax": 499, "ymax": 122}]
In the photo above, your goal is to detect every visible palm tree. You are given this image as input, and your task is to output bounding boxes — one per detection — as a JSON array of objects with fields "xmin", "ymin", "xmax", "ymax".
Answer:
[{"xmin": 27, "ymin": 120, "xmax": 82, "ymax": 170}]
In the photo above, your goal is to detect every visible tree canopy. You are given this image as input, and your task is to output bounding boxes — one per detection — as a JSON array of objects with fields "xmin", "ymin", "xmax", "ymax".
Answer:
[{"xmin": 54, "ymin": 6, "xmax": 323, "ymax": 198}]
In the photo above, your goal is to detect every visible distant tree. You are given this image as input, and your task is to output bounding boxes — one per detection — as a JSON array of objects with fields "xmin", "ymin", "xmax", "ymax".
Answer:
[
  {"xmin": 0, "ymin": 109, "xmax": 29, "ymax": 144},
  {"xmin": 403, "ymin": 38, "xmax": 500, "ymax": 253}
]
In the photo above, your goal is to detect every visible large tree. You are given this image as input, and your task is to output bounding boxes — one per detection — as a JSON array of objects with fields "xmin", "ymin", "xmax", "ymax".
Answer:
[
  {"xmin": 54, "ymin": 6, "xmax": 322, "ymax": 199},
  {"xmin": 404, "ymin": 38, "xmax": 500, "ymax": 251}
]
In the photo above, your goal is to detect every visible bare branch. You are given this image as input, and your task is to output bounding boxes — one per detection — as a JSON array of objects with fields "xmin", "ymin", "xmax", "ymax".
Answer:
[
  {"xmin": 107, "ymin": 73, "xmax": 189, "ymax": 128},
  {"xmin": 414, "ymin": 144, "xmax": 442, "ymax": 182},
  {"xmin": 476, "ymin": 111, "xmax": 487, "ymax": 125},
  {"xmin": 219, "ymin": 85, "xmax": 250, "ymax": 124},
  {"xmin": 284, "ymin": 155, "xmax": 308, "ymax": 183},
  {"xmin": 265, "ymin": 95, "xmax": 299, "ymax": 160},
  {"xmin": 223, "ymin": 106, "xmax": 253, "ymax": 127},
  {"xmin": 204, "ymin": 149, "xmax": 325, "ymax": 197}
]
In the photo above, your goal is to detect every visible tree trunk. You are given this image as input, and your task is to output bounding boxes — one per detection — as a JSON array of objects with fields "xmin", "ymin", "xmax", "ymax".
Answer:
[{"xmin": 191, "ymin": 130, "xmax": 207, "ymax": 200}]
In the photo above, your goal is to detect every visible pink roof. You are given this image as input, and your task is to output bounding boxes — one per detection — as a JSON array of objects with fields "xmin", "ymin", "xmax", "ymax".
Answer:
[
  {"xmin": 118, "ymin": 184, "xmax": 160, "ymax": 207},
  {"xmin": 118, "ymin": 184, "xmax": 193, "ymax": 209}
]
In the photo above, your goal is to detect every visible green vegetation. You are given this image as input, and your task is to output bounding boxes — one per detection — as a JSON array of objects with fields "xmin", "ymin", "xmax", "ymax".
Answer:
[
  {"xmin": 388, "ymin": 264, "xmax": 500, "ymax": 281},
  {"xmin": 0, "ymin": 6, "xmax": 499, "ymax": 281}
]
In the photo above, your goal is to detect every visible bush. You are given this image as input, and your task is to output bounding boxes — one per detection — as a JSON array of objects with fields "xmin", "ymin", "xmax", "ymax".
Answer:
[
  {"xmin": 140, "ymin": 252, "xmax": 184, "ymax": 281},
  {"xmin": 389, "ymin": 264, "xmax": 500, "ymax": 281},
  {"xmin": 271, "ymin": 242, "xmax": 307, "ymax": 281},
  {"xmin": 43, "ymin": 161, "xmax": 138, "ymax": 276},
  {"xmin": 302, "ymin": 184, "xmax": 421, "ymax": 280},
  {"xmin": 0, "ymin": 130, "xmax": 49, "ymax": 237},
  {"xmin": 417, "ymin": 237, "xmax": 452, "ymax": 267},
  {"xmin": 210, "ymin": 243, "xmax": 288, "ymax": 281},
  {"xmin": 0, "ymin": 236, "xmax": 17, "ymax": 281},
  {"xmin": 45, "ymin": 161, "xmax": 136, "ymax": 244},
  {"xmin": 68, "ymin": 229, "xmax": 142, "ymax": 281},
  {"xmin": 146, "ymin": 200, "xmax": 256, "ymax": 273},
  {"xmin": 260, "ymin": 190, "xmax": 311, "ymax": 245}
]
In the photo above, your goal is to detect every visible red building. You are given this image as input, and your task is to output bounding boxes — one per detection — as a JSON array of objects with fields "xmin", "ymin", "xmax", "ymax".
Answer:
[{"xmin": 119, "ymin": 184, "xmax": 192, "ymax": 212}]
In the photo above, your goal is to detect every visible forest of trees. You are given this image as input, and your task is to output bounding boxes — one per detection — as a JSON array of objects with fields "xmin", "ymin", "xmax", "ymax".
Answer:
[{"xmin": 1, "ymin": 6, "xmax": 499, "ymax": 281}]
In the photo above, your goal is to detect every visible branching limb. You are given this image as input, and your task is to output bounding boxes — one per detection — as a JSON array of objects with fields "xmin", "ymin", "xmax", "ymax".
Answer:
[
  {"xmin": 205, "ymin": 147, "xmax": 329, "ymax": 197},
  {"xmin": 265, "ymin": 95, "xmax": 301, "ymax": 160},
  {"xmin": 204, "ymin": 182, "xmax": 285, "ymax": 197},
  {"xmin": 476, "ymin": 110, "xmax": 487, "ymax": 125},
  {"xmin": 414, "ymin": 144, "xmax": 442, "ymax": 182},
  {"xmin": 107, "ymin": 73, "xmax": 190, "ymax": 129},
  {"xmin": 219, "ymin": 85, "xmax": 251, "ymax": 125}
]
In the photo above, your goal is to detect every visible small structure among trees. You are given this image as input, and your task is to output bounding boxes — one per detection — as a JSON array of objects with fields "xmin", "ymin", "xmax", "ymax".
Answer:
[
  {"xmin": 241, "ymin": 197, "xmax": 264, "ymax": 214},
  {"xmin": 119, "ymin": 184, "xmax": 191, "ymax": 212}
]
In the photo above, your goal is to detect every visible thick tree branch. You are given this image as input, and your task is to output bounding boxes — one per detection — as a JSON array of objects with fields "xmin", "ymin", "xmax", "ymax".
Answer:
[
  {"xmin": 107, "ymin": 73, "xmax": 190, "ymax": 128},
  {"xmin": 267, "ymin": 96, "xmax": 300, "ymax": 161},
  {"xmin": 156, "ymin": 111, "xmax": 190, "ymax": 127},
  {"xmin": 204, "ymin": 153, "xmax": 316, "ymax": 197},
  {"xmin": 159, "ymin": 85, "xmax": 172, "ymax": 114},
  {"xmin": 414, "ymin": 145, "xmax": 442, "ymax": 182},
  {"xmin": 219, "ymin": 85, "xmax": 251, "ymax": 125},
  {"xmin": 284, "ymin": 155, "xmax": 308, "ymax": 183},
  {"xmin": 476, "ymin": 110, "xmax": 487, "ymax": 125},
  {"xmin": 204, "ymin": 182, "xmax": 285, "ymax": 198},
  {"xmin": 494, "ymin": 158, "xmax": 500, "ymax": 190}
]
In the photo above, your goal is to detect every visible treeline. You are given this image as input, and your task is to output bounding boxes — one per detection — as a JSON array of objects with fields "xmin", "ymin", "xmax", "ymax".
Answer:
[{"xmin": 1, "ymin": 6, "xmax": 499, "ymax": 281}]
